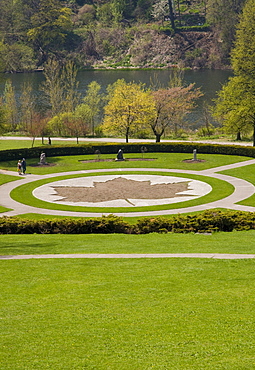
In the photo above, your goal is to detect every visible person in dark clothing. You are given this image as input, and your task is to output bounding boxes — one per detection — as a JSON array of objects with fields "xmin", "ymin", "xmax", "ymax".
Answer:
[{"xmin": 21, "ymin": 158, "xmax": 26, "ymax": 174}]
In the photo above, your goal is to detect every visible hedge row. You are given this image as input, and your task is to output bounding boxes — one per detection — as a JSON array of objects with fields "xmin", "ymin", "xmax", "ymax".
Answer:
[
  {"xmin": 1, "ymin": 211, "xmax": 255, "ymax": 234},
  {"xmin": 1, "ymin": 142, "xmax": 255, "ymax": 161}
]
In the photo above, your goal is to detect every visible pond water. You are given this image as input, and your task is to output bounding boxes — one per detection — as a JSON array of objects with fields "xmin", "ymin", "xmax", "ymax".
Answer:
[{"xmin": 0, "ymin": 69, "xmax": 232, "ymax": 128}]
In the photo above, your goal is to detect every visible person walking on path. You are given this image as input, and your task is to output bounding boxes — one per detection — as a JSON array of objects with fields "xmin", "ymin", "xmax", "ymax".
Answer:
[
  {"xmin": 17, "ymin": 160, "xmax": 22, "ymax": 175},
  {"xmin": 21, "ymin": 158, "xmax": 26, "ymax": 174}
]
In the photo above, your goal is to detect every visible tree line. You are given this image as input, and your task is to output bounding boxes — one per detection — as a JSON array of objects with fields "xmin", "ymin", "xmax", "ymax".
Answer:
[
  {"xmin": 1, "ymin": 0, "xmax": 255, "ymax": 145},
  {"xmin": 0, "ymin": 61, "xmax": 202, "ymax": 144},
  {"xmin": 0, "ymin": 0, "xmax": 246, "ymax": 71}
]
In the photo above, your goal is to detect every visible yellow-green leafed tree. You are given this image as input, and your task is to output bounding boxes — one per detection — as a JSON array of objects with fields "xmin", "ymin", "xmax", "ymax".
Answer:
[{"xmin": 103, "ymin": 79, "xmax": 155, "ymax": 143}]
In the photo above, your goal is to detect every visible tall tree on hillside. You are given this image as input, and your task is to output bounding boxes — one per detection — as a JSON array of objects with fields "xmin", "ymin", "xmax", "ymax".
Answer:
[
  {"xmin": 27, "ymin": 0, "xmax": 72, "ymax": 62},
  {"xmin": 213, "ymin": 0, "xmax": 255, "ymax": 145},
  {"xmin": 152, "ymin": 0, "xmax": 175, "ymax": 29},
  {"xmin": 207, "ymin": 0, "xmax": 245, "ymax": 61}
]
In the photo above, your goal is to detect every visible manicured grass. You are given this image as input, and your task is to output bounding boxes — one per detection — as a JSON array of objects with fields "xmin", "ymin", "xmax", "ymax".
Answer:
[
  {"xmin": 0, "ymin": 139, "xmax": 94, "ymax": 150},
  {"xmin": 0, "ymin": 173, "xmax": 20, "ymax": 186},
  {"xmin": 10, "ymin": 171, "xmax": 234, "ymax": 214},
  {"xmin": 0, "ymin": 152, "xmax": 252, "ymax": 175},
  {"xmin": 1, "ymin": 230, "xmax": 255, "ymax": 255},
  {"xmin": 221, "ymin": 163, "xmax": 255, "ymax": 207},
  {"xmin": 0, "ymin": 256, "xmax": 255, "ymax": 369}
]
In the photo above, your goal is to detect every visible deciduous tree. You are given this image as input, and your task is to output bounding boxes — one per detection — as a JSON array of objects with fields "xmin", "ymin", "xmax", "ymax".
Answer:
[
  {"xmin": 213, "ymin": 75, "xmax": 255, "ymax": 142},
  {"xmin": 103, "ymin": 79, "xmax": 155, "ymax": 143},
  {"xmin": 26, "ymin": 112, "xmax": 49, "ymax": 147},
  {"xmin": 0, "ymin": 99, "xmax": 7, "ymax": 134},
  {"xmin": 213, "ymin": 0, "xmax": 255, "ymax": 145},
  {"xmin": 2, "ymin": 80, "xmax": 18, "ymax": 132},
  {"xmin": 27, "ymin": 0, "xmax": 72, "ymax": 61},
  {"xmin": 41, "ymin": 58, "xmax": 80, "ymax": 117},
  {"xmin": 150, "ymin": 84, "xmax": 202, "ymax": 142},
  {"xmin": 82, "ymin": 81, "xmax": 102, "ymax": 136}
]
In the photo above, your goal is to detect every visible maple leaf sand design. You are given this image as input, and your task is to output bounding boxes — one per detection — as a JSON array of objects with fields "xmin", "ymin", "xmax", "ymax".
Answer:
[{"xmin": 52, "ymin": 177, "xmax": 196, "ymax": 203}]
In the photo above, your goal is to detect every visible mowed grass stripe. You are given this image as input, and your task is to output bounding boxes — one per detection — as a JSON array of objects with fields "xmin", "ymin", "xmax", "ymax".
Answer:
[
  {"xmin": 0, "ymin": 258, "xmax": 255, "ymax": 369},
  {"xmin": 1, "ymin": 231, "xmax": 255, "ymax": 255}
]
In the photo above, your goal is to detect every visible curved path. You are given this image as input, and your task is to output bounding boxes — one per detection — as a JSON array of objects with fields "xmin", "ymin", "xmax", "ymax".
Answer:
[
  {"xmin": 1, "ymin": 253, "xmax": 255, "ymax": 260},
  {"xmin": 1, "ymin": 159, "xmax": 255, "ymax": 217}
]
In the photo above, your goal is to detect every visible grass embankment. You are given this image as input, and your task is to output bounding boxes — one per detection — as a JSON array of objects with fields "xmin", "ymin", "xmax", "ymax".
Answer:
[{"xmin": 0, "ymin": 245, "xmax": 255, "ymax": 369}]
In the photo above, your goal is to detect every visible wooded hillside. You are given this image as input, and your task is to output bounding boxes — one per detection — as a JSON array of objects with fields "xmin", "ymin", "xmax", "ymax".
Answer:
[{"xmin": 0, "ymin": 0, "xmax": 246, "ymax": 72}]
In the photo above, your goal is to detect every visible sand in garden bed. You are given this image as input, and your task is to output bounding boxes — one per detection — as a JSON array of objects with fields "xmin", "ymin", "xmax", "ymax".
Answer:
[{"xmin": 52, "ymin": 177, "xmax": 191, "ymax": 202}]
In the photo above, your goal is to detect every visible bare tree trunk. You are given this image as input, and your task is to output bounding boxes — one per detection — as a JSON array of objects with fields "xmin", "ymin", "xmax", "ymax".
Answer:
[
  {"xmin": 236, "ymin": 131, "xmax": 241, "ymax": 141},
  {"xmin": 156, "ymin": 134, "xmax": 161, "ymax": 142},
  {"xmin": 168, "ymin": 0, "xmax": 175, "ymax": 31}
]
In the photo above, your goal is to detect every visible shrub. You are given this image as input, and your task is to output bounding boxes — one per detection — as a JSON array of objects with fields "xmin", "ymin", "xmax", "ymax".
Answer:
[
  {"xmin": 1, "ymin": 142, "xmax": 255, "ymax": 162},
  {"xmin": 1, "ymin": 211, "xmax": 255, "ymax": 234}
]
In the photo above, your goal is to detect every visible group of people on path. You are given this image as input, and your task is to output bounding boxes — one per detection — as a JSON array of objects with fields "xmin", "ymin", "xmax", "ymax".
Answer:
[{"xmin": 17, "ymin": 158, "xmax": 26, "ymax": 175}]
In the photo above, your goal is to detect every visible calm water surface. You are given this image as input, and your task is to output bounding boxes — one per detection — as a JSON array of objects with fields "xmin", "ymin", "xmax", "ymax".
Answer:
[{"xmin": 0, "ymin": 69, "xmax": 232, "ymax": 128}]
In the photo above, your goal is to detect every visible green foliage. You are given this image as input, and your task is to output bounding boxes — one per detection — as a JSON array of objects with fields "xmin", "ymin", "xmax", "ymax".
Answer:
[
  {"xmin": 103, "ymin": 79, "xmax": 155, "ymax": 143},
  {"xmin": 81, "ymin": 81, "xmax": 102, "ymax": 136},
  {"xmin": 1, "ymin": 210, "xmax": 255, "ymax": 234},
  {"xmin": 27, "ymin": 0, "xmax": 73, "ymax": 57},
  {"xmin": 206, "ymin": 0, "xmax": 245, "ymax": 60},
  {"xmin": 0, "ymin": 0, "xmax": 246, "ymax": 70},
  {"xmin": 41, "ymin": 59, "xmax": 80, "ymax": 116},
  {"xmin": 213, "ymin": 75, "xmax": 255, "ymax": 140},
  {"xmin": 0, "ymin": 104, "xmax": 8, "ymax": 134},
  {"xmin": 2, "ymin": 80, "xmax": 18, "ymax": 132},
  {"xmin": 231, "ymin": 0, "xmax": 255, "ymax": 82},
  {"xmin": 214, "ymin": 0, "xmax": 255, "ymax": 145},
  {"xmin": 0, "ymin": 42, "xmax": 36, "ymax": 73},
  {"xmin": 0, "ymin": 215, "xmax": 131, "ymax": 234}
]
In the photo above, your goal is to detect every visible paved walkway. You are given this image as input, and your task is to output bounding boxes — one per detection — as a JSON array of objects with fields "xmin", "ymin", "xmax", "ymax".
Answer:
[
  {"xmin": 1, "ymin": 253, "xmax": 255, "ymax": 260},
  {"xmin": 1, "ymin": 159, "xmax": 255, "ymax": 217},
  {"xmin": 0, "ymin": 136, "xmax": 254, "ymax": 146}
]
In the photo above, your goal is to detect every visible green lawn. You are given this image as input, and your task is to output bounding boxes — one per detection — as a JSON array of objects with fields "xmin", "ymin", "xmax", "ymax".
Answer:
[
  {"xmin": 1, "ymin": 150, "xmax": 255, "ymax": 369},
  {"xmin": 1, "ymin": 231, "xmax": 255, "ymax": 255},
  {"xmin": 0, "ymin": 152, "xmax": 252, "ymax": 175},
  {"xmin": 0, "ymin": 254, "xmax": 255, "ymax": 369},
  {"xmin": 0, "ymin": 138, "xmax": 96, "ymax": 150}
]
